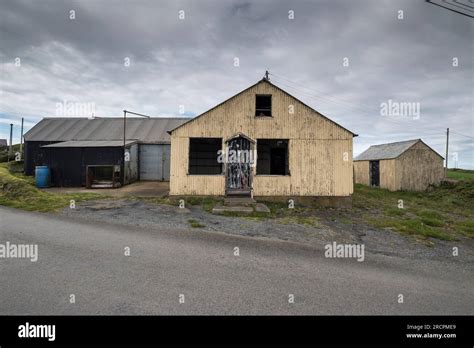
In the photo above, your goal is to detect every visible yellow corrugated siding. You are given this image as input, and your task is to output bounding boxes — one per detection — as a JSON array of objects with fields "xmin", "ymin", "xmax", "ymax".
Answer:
[
  {"xmin": 354, "ymin": 161, "xmax": 369, "ymax": 186},
  {"xmin": 354, "ymin": 159, "xmax": 397, "ymax": 191},
  {"xmin": 380, "ymin": 159, "xmax": 397, "ymax": 191},
  {"xmin": 396, "ymin": 141, "xmax": 444, "ymax": 191},
  {"xmin": 170, "ymin": 81, "xmax": 353, "ymax": 196},
  {"xmin": 169, "ymin": 137, "xmax": 225, "ymax": 195}
]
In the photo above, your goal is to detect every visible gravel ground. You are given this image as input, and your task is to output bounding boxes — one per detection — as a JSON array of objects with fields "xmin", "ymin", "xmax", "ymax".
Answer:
[{"xmin": 60, "ymin": 198, "xmax": 474, "ymax": 264}]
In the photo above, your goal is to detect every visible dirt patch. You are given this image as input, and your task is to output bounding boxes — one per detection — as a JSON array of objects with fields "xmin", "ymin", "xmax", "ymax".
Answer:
[{"xmin": 42, "ymin": 181, "xmax": 170, "ymax": 198}]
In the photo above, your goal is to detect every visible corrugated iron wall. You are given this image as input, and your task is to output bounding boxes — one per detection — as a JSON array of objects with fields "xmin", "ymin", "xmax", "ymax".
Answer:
[
  {"xmin": 353, "ymin": 161, "xmax": 369, "ymax": 186},
  {"xmin": 396, "ymin": 141, "xmax": 444, "ymax": 191},
  {"xmin": 170, "ymin": 81, "xmax": 354, "ymax": 196}
]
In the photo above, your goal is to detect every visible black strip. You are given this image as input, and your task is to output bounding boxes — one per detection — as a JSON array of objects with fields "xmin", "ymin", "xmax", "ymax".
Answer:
[{"xmin": 0, "ymin": 316, "xmax": 471, "ymax": 346}]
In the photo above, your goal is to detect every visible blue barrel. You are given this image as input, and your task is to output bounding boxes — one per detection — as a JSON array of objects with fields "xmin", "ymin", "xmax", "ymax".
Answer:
[{"xmin": 35, "ymin": 166, "xmax": 51, "ymax": 188}]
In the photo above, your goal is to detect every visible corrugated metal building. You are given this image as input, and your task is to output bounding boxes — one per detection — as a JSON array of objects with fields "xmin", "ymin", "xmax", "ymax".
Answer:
[
  {"xmin": 168, "ymin": 78, "xmax": 357, "ymax": 202},
  {"xmin": 354, "ymin": 139, "xmax": 444, "ymax": 191},
  {"xmin": 24, "ymin": 117, "xmax": 187, "ymax": 187}
]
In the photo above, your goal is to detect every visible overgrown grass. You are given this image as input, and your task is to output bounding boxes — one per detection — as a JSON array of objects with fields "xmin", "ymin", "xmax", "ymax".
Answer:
[
  {"xmin": 128, "ymin": 196, "xmax": 171, "ymax": 205},
  {"xmin": 0, "ymin": 163, "xmax": 105, "ymax": 212},
  {"xmin": 187, "ymin": 219, "xmax": 205, "ymax": 228},
  {"xmin": 447, "ymin": 168, "xmax": 474, "ymax": 181},
  {"xmin": 173, "ymin": 196, "xmax": 223, "ymax": 212},
  {"xmin": 353, "ymin": 181, "xmax": 474, "ymax": 240},
  {"xmin": 218, "ymin": 202, "xmax": 321, "ymax": 227}
]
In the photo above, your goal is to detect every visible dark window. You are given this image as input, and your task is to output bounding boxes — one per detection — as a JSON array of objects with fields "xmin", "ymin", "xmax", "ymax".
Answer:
[
  {"xmin": 255, "ymin": 95, "xmax": 272, "ymax": 117},
  {"xmin": 257, "ymin": 139, "xmax": 289, "ymax": 175},
  {"xmin": 189, "ymin": 138, "xmax": 222, "ymax": 175}
]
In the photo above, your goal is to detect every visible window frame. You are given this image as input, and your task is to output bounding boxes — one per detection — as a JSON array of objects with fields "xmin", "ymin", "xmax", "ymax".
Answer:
[
  {"xmin": 255, "ymin": 139, "xmax": 290, "ymax": 176},
  {"xmin": 255, "ymin": 94, "xmax": 272, "ymax": 117},
  {"xmin": 187, "ymin": 137, "xmax": 223, "ymax": 176}
]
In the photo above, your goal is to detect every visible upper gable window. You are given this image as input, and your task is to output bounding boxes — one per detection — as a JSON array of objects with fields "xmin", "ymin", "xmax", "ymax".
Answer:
[{"xmin": 255, "ymin": 95, "xmax": 272, "ymax": 117}]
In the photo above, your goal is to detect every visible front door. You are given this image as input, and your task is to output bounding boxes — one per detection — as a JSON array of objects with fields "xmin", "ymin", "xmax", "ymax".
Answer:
[
  {"xmin": 226, "ymin": 136, "xmax": 252, "ymax": 196},
  {"xmin": 370, "ymin": 160, "xmax": 380, "ymax": 187}
]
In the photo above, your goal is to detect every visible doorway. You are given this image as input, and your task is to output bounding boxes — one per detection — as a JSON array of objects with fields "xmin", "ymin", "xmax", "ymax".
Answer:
[
  {"xmin": 226, "ymin": 136, "xmax": 253, "ymax": 196},
  {"xmin": 369, "ymin": 160, "xmax": 380, "ymax": 187},
  {"xmin": 139, "ymin": 144, "xmax": 170, "ymax": 181}
]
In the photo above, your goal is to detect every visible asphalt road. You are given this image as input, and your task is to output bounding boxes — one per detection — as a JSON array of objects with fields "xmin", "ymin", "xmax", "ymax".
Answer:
[{"xmin": 0, "ymin": 206, "xmax": 473, "ymax": 315}]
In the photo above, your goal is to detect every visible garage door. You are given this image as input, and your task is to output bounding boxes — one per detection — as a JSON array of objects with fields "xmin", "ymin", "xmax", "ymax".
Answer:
[{"xmin": 139, "ymin": 144, "xmax": 171, "ymax": 181}]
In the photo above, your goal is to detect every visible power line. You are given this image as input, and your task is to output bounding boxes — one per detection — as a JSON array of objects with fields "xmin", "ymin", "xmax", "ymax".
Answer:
[
  {"xmin": 269, "ymin": 72, "xmax": 379, "ymax": 114},
  {"xmin": 270, "ymin": 72, "xmax": 364, "ymax": 106},
  {"xmin": 450, "ymin": 130, "xmax": 474, "ymax": 140},
  {"xmin": 271, "ymin": 79, "xmax": 378, "ymax": 118},
  {"xmin": 269, "ymin": 72, "xmax": 473, "ymax": 143}
]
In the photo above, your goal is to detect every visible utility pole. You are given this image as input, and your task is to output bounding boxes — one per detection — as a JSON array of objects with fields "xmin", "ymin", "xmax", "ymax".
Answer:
[
  {"xmin": 445, "ymin": 128, "xmax": 449, "ymax": 179},
  {"xmin": 123, "ymin": 110, "xmax": 127, "ymax": 186},
  {"xmin": 123, "ymin": 109, "xmax": 127, "ymax": 151},
  {"xmin": 8, "ymin": 123, "xmax": 13, "ymax": 163},
  {"xmin": 20, "ymin": 117, "xmax": 24, "ymax": 158}
]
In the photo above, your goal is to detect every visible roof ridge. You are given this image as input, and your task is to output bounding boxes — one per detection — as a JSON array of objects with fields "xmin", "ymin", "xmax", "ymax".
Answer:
[{"xmin": 369, "ymin": 139, "xmax": 420, "ymax": 147}]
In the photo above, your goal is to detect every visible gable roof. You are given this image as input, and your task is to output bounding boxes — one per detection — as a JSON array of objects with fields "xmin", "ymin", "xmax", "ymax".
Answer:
[
  {"xmin": 24, "ymin": 117, "xmax": 189, "ymax": 144},
  {"xmin": 354, "ymin": 139, "xmax": 444, "ymax": 161},
  {"xmin": 168, "ymin": 78, "xmax": 357, "ymax": 136}
]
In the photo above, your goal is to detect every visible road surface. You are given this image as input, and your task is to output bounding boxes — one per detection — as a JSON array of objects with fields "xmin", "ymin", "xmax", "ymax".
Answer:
[{"xmin": 0, "ymin": 206, "xmax": 472, "ymax": 315}]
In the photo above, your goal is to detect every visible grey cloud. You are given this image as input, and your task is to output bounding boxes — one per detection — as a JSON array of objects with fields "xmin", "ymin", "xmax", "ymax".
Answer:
[{"xmin": 0, "ymin": 0, "xmax": 472, "ymax": 168}]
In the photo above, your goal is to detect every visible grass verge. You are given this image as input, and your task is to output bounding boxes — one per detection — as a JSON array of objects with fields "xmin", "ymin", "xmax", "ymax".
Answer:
[
  {"xmin": 188, "ymin": 219, "xmax": 205, "ymax": 228},
  {"xmin": 0, "ymin": 163, "xmax": 106, "ymax": 212},
  {"xmin": 353, "ymin": 181, "xmax": 474, "ymax": 240}
]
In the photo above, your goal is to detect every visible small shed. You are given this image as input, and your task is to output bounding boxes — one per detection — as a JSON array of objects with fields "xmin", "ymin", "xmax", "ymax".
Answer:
[
  {"xmin": 41, "ymin": 140, "xmax": 138, "ymax": 187},
  {"xmin": 354, "ymin": 139, "xmax": 444, "ymax": 191}
]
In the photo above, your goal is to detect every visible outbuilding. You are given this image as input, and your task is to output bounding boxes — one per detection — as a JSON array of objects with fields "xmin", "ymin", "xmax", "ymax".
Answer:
[
  {"xmin": 353, "ymin": 139, "xmax": 444, "ymax": 191},
  {"xmin": 168, "ymin": 77, "xmax": 357, "ymax": 205},
  {"xmin": 24, "ymin": 117, "xmax": 187, "ymax": 187}
]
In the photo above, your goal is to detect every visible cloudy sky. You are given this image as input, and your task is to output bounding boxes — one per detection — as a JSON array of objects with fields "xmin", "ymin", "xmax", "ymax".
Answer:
[{"xmin": 1, "ymin": 0, "xmax": 472, "ymax": 168}]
